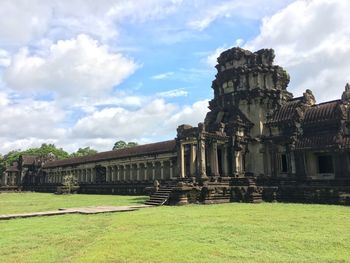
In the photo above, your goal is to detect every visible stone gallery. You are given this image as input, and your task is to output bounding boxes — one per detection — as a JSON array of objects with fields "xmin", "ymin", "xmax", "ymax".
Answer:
[{"xmin": 2, "ymin": 47, "xmax": 350, "ymax": 205}]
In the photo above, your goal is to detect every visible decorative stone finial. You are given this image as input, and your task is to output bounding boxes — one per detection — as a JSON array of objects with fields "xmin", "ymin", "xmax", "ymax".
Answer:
[
  {"xmin": 303, "ymin": 89, "xmax": 316, "ymax": 106},
  {"xmin": 341, "ymin": 83, "xmax": 350, "ymax": 102}
]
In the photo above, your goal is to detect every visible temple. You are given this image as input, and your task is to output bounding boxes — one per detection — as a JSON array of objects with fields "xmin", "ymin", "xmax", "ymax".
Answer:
[{"xmin": 2, "ymin": 47, "xmax": 350, "ymax": 205}]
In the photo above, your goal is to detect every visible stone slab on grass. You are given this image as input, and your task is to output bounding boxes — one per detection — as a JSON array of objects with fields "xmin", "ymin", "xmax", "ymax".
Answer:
[{"xmin": 0, "ymin": 204, "xmax": 152, "ymax": 220}]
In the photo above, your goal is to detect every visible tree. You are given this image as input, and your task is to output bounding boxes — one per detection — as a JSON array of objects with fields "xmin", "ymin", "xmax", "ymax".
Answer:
[
  {"xmin": 23, "ymin": 144, "xmax": 69, "ymax": 160},
  {"xmin": 126, "ymin": 142, "xmax": 138, "ymax": 148},
  {"xmin": 70, "ymin": 147, "xmax": 98, "ymax": 157},
  {"xmin": 0, "ymin": 144, "xmax": 69, "ymax": 178},
  {"xmin": 113, "ymin": 140, "xmax": 138, "ymax": 150}
]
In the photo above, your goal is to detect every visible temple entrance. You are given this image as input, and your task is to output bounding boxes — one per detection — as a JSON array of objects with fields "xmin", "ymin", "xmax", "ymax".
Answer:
[{"xmin": 184, "ymin": 144, "xmax": 191, "ymax": 177}]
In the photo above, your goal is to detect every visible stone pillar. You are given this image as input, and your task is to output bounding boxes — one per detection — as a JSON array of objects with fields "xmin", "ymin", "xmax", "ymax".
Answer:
[
  {"xmin": 222, "ymin": 146, "xmax": 229, "ymax": 176},
  {"xmin": 91, "ymin": 168, "xmax": 95, "ymax": 183},
  {"xmin": 152, "ymin": 162, "xmax": 156, "ymax": 180},
  {"xmin": 197, "ymin": 138, "xmax": 207, "ymax": 179},
  {"xmin": 160, "ymin": 161, "xmax": 164, "ymax": 180},
  {"xmin": 169, "ymin": 160, "xmax": 174, "ymax": 179},
  {"xmin": 144, "ymin": 163, "xmax": 148, "ymax": 180},
  {"xmin": 116, "ymin": 166, "xmax": 120, "ymax": 181},
  {"xmin": 122, "ymin": 165, "xmax": 126, "ymax": 181},
  {"xmin": 136, "ymin": 163, "xmax": 140, "ymax": 181},
  {"xmin": 190, "ymin": 144, "xmax": 197, "ymax": 176},
  {"xmin": 210, "ymin": 141, "xmax": 219, "ymax": 176},
  {"xmin": 291, "ymin": 151, "xmax": 296, "ymax": 174},
  {"xmin": 3, "ymin": 172, "xmax": 8, "ymax": 186},
  {"xmin": 178, "ymin": 143, "xmax": 185, "ymax": 178}
]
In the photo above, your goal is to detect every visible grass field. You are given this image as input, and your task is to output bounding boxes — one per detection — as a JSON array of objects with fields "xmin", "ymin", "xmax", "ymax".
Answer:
[
  {"xmin": 1, "ymin": 193, "xmax": 350, "ymax": 263},
  {"xmin": 0, "ymin": 192, "xmax": 147, "ymax": 214}
]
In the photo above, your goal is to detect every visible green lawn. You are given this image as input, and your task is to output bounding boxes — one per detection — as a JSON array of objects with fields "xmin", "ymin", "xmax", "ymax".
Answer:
[
  {"xmin": 0, "ymin": 193, "xmax": 350, "ymax": 263},
  {"xmin": 0, "ymin": 192, "xmax": 147, "ymax": 214}
]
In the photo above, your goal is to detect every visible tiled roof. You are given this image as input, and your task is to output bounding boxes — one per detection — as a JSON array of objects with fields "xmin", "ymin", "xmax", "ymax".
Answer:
[
  {"xmin": 295, "ymin": 133, "xmax": 340, "ymax": 150},
  {"xmin": 267, "ymin": 98, "xmax": 302, "ymax": 125},
  {"xmin": 303, "ymin": 100, "xmax": 341, "ymax": 125},
  {"xmin": 43, "ymin": 140, "xmax": 176, "ymax": 168}
]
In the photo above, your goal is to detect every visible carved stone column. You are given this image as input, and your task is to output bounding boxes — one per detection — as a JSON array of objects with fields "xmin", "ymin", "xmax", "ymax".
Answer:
[
  {"xmin": 122, "ymin": 165, "xmax": 126, "ymax": 181},
  {"xmin": 111, "ymin": 166, "xmax": 115, "ymax": 182},
  {"xmin": 91, "ymin": 168, "xmax": 95, "ymax": 183},
  {"xmin": 136, "ymin": 163, "xmax": 140, "ymax": 181},
  {"xmin": 3, "ymin": 172, "xmax": 7, "ymax": 185},
  {"xmin": 143, "ymin": 163, "xmax": 147, "ymax": 180},
  {"xmin": 210, "ymin": 141, "xmax": 219, "ymax": 176},
  {"xmin": 160, "ymin": 161, "xmax": 164, "ymax": 180},
  {"xmin": 152, "ymin": 161, "xmax": 156, "ymax": 180},
  {"xmin": 116, "ymin": 166, "xmax": 120, "ymax": 181},
  {"xmin": 169, "ymin": 160, "xmax": 174, "ymax": 179},
  {"xmin": 178, "ymin": 143, "xmax": 185, "ymax": 178},
  {"xmin": 197, "ymin": 137, "xmax": 207, "ymax": 179},
  {"xmin": 190, "ymin": 144, "xmax": 197, "ymax": 176},
  {"xmin": 222, "ymin": 146, "xmax": 229, "ymax": 176},
  {"xmin": 290, "ymin": 151, "xmax": 296, "ymax": 174}
]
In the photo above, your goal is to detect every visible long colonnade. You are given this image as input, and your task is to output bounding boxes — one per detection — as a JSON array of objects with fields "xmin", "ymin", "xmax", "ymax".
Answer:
[{"xmin": 45, "ymin": 158, "xmax": 176, "ymax": 184}]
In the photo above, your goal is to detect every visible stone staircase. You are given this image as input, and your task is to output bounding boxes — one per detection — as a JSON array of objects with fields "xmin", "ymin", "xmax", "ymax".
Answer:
[{"xmin": 145, "ymin": 186, "xmax": 174, "ymax": 206}]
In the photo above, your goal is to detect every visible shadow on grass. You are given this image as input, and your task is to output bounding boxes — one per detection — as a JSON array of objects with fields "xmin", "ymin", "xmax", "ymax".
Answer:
[{"xmin": 131, "ymin": 196, "xmax": 149, "ymax": 204}]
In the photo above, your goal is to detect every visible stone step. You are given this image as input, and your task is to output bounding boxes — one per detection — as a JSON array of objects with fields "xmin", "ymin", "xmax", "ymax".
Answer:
[
  {"xmin": 144, "ymin": 187, "xmax": 175, "ymax": 206},
  {"xmin": 157, "ymin": 189, "xmax": 172, "ymax": 193},
  {"xmin": 152, "ymin": 192, "xmax": 170, "ymax": 197},
  {"xmin": 150, "ymin": 194, "xmax": 169, "ymax": 198},
  {"xmin": 144, "ymin": 201, "xmax": 164, "ymax": 206},
  {"xmin": 155, "ymin": 191, "xmax": 171, "ymax": 195},
  {"xmin": 149, "ymin": 197, "xmax": 168, "ymax": 201}
]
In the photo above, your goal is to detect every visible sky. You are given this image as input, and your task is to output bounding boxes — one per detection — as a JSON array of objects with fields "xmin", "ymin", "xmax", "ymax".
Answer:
[{"xmin": 0, "ymin": 0, "xmax": 349, "ymax": 154}]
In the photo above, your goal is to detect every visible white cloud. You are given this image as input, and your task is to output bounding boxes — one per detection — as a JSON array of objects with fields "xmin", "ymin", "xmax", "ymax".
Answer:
[
  {"xmin": 4, "ymin": 34, "xmax": 138, "ymax": 98},
  {"xmin": 206, "ymin": 46, "xmax": 228, "ymax": 67},
  {"xmin": 0, "ymin": 92, "xmax": 67, "ymax": 153},
  {"xmin": 157, "ymin": 88, "xmax": 188, "ymax": 98},
  {"xmin": 0, "ymin": 0, "xmax": 186, "ymax": 46},
  {"xmin": 151, "ymin": 72, "xmax": 174, "ymax": 80},
  {"xmin": 156, "ymin": 88, "xmax": 188, "ymax": 98},
  {"xmin": 106, "ymin": 0, "xmax": 184, "ymax": 23},
  {"xmin": 0, "ymin": 94, "xmax": 209, "ymax": 154},
  {"xmin": 166, "ymin": 99, "xmax": 209, "ymax": 128},
  {"xmin": 0, "ymin": 0, "xmax": 52, "ymax": 46},
  {"xmin": 0, "ymin": 49, "xmax": 11, "ymax": 67},
  {"xmin": 245, "ymin": 0, "xmax": 350, "ymax": 102},
  {"xmin": 69, "ymin": 98, "xmax": 209, "ymax": 142},
  {"xmin": 188, "ymin": 0, "xmax": 293, "ymax": 31}
]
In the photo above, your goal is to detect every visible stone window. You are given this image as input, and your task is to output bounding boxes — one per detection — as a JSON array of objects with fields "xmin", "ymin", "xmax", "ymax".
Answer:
[{"xmin": 317, "ymin": 155, "xmax": 334, "ymax": 174}]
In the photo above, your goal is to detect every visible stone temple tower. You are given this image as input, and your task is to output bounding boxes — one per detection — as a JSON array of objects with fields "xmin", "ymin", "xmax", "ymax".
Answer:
[{"xmin": 204, "ymin": 47, "xmax": 292, "ymax": 177}]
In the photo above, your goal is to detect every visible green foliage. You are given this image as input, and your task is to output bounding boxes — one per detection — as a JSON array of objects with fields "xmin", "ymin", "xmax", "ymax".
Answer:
[
  {"xmin": 70, "ymin": 147, "xmax": 98, "ymax": 158},
  {"xmin": 0, "ymin": 144, "xmax": 69, "ymax": 177},
  {"xmin": 0, "ymin": 149, "xmax": 21, "ymax": 175},
  {"xmin": 2, "ymin": 144, "xmax": 69, "ymax": 166},
  {"xmin": 23, "ymin": 143, "xmax": 69, "ymax": 160},
  {"xmin": 113, "ymin": 140, "xmax": 138, "ymax": 150},
  {"xmin": 0, "ymin": 200, "xmax": 349, "ymax": 262},
  {"xmin": 2, "ymin": 149, "xmax": 21, "ymax": 167}
]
